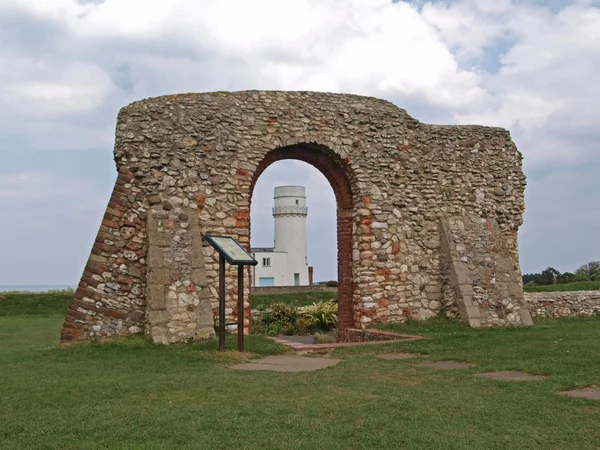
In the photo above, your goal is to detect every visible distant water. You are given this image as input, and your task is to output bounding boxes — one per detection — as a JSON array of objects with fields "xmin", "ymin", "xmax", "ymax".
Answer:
[{"xmin": 0, "ymin": 285, "xmax": 76, "ymax": 293}]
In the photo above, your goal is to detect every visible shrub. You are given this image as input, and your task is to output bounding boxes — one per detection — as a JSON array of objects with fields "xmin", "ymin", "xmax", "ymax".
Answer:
[
  {"xmin": 313, "ymin": 331, "xmax": 337, "ymax": 344},
  {"xmin": 325, "ymin": 280, "xmax": 338, "ymax": 287},
  {"xmin": 299, "ymin": 300, "xmax": 338, "ymax": 331},
  {"xmin": 268, "ymin": 302, "xmax": 297, "ymax": 326},
  {"xmin": 302, "ymin": 317, "xmax": 318, "ymax": 333},
  {"xmin": 253, "ymin": 300, "xmax": 339, "ymax": 336},
  {"xmin": 251, "ymin": 318, "xmax": 285, "ymax": 336}
]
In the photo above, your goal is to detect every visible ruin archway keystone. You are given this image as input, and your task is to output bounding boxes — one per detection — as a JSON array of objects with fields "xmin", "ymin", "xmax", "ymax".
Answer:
[{"xmin": 61, "ymin": 91, "xmax": 531, "ymax": 344}]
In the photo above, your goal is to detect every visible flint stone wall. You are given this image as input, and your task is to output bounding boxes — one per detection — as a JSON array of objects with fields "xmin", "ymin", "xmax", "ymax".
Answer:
[
  {"xmin": 61, "ymin": 90, "xmax": 530, "ymax": 344},
  {"xmin": 524, "ymin": 291, "xmax": 600, "ymax": 318}
]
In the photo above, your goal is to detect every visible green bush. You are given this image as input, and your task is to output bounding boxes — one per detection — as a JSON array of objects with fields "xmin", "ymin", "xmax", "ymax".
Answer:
[
  {"xmin": 251, "ymin": 319, "xmax": 285, "ymax": 336},
  {"xmin": 325, "ymin": 280, "xmax": 338, "ymax": 287},
  {"xmin": 294, "ymin": 317, "xmax": 314, "ymax": 334},
  {"xmin": 268, "ymin": 302, "xmax": 297, "ymax": 326},
  {"xmin": 299, "ymin": 300, "xmax": 338, "ymax": 332},
  {"xmin": 253, "ymin": 300, "xmax": 339, "ymax": 336}
]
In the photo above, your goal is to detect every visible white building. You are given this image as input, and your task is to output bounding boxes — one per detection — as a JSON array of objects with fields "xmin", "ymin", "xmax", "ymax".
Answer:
[{"xmin": 251, "ymin": 186, "xmax": 312, "ymax": 287}]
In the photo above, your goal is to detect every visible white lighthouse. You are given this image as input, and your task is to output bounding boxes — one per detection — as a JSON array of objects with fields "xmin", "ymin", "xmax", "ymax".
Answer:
[{"xmin": 251, "ymin": 186, "xmax": 311, "ymax": 287}]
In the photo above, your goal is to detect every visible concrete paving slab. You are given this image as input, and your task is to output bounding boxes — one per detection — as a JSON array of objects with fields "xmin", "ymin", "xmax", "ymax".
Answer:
[
  {"xmin": 421, "ymin": 361, "xmax": 475, "ymax": 369},
  {"xmin": 560, "ymin": 387, "xmax": 600, "ymax": 400},
  {"xmin": 477, "ymin": 370, "xmax": 546, "ymax": 381},
  {"xmin": 275, "ymin": 336, "xmax": 315, "ymax": 345},
  {"xmin": 229, "ymin": 355, "xmax": 341, "ymax": 372},
  {"xmin": 378, "ymin": 352, "xmax": 420, "ymax": 360}
]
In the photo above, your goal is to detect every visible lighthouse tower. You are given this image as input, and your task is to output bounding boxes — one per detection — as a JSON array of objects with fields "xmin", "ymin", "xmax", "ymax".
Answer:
[{"xmin": 273, "ymin": 186, "xmax": 309, "ymax": 286}]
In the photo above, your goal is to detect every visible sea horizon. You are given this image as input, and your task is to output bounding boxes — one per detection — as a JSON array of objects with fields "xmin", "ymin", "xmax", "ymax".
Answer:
[{"xmin": 0, "ymin": 285, "xmax": 76, "ymax": 293}]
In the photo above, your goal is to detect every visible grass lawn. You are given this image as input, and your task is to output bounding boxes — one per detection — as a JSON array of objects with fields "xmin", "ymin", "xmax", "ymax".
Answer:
[
  {"xmin": 251, "ymin": 291, "xmax": 337, "ymax": 309},
  {"xmin": 2, "ymin": 294, "xmax": 600, "ymax": 449},
  {"xmin": 524, "ymin": 281, "xmax": 600, "ymax": 292},
  {"xmin": 0, "ymin": 290, "xmax": 73, "ymax": 316}
]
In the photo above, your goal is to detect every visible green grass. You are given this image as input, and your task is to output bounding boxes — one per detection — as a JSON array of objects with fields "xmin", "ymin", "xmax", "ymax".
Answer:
[
  {"xmin": 2, "ymin": 295, "xmax": 600, "ymax": 449},
  {"xmin": 0, "ymin": 290, "xmax": 73, "ymax": 316},
  {"xmin": 524, "ymin": 281, "xmax": 600, "ymax": 292},
  {"xmin": 251, "ymin": 291, "xmax": 337, "ymax": 309}
]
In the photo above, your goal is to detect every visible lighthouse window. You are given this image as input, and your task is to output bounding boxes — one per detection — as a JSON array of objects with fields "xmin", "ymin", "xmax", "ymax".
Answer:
[
  {"xmin": 262, "ymin": 258, "xmax": 271, "ymax": 267},
  {"xmin": 295, "ymin": 200, "xmax": 299, "ymax": 205}
]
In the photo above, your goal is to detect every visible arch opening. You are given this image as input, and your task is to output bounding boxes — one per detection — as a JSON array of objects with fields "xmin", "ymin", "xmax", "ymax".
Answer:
[{"xmin": 249, "ymin": 143, "xmax": 355, "ymax": 333}]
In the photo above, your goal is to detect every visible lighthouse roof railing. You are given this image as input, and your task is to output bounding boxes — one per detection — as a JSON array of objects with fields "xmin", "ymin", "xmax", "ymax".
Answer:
[
  {"xmin": 251, "ymin": 247, "xmax": 275, "ymax": 253},
  {"xmin": 272, "ymin": 205, "xmax": 308, "ymax": 215}
]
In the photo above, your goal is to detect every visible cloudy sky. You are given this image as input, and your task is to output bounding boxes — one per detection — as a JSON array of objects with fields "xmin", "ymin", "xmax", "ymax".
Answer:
[{"xmin": 0, "ymin": 0, "xmax": 598, "ymax": 286}]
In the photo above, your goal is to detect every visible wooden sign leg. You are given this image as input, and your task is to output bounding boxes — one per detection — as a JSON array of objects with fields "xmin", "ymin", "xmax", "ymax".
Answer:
[
  {"xmin": 219, "ymin": 255, "xmax": 226, "ymax": 352},
  {"xmin": 237, "ymin": 264, "xmax": 244, "ymax": 352}
]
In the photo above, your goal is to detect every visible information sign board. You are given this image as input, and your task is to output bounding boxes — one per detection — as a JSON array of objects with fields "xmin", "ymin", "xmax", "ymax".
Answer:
[{"xmin": 203, "ymin": 235, "xmax": 257, "ymax": 265}]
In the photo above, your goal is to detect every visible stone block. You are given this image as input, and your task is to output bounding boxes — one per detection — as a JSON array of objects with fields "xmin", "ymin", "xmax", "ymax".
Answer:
[
  {"xmin": 148, "ymin": 268, "xmax": 170, "ymax": 285},
  {"xmin": 465, "ymin": 306, "xmax": 482, "ymax": 319},
  {"xmin": 127, "ymin": 266, "xmax": 142, "ymax": 278},
  {"xmin": 450, "ymin": 262, "xmax": 471, "ymax": 286},
  {"xmin": 457, "ymin": 284, "xmax": 474, "ymax": 299},
  {"xmin": 148, "ymin": 310, "xmax": 170, "ymax": 326},
  {"xmin": 468, "ymin": 318, "xmax": 482, "ymax": 327},
  {"xmin": 148, "ymin": 195, "xmax": 162, "ymax": 205},
  {"xmin": 427, "ymin": 291, "xmax": 443, "ymax": 301},
  {"xmin": 417, "ymin": 308, "xmax": 436, "ymax": 321},
  {"xmin": 196, "ymin": 299, "xmax": 214, "ymax": 326},
  {"xmin": 519, "ymin": 309, "xmax": 533, "ymax": 326},
  {"xmin": 191, "ymin": 268, "xmax": 208, "ymax": 287},
  {"xmin": 194, "ymin": 326, "xmax": 216, "ymax": 341},
  {"xmin": 147, "ymin": 285, "xmax": 167, "ymax": 310},
  {"xmin": 147, "ymin": 246, "xmax": 165, "ymax": 269}
]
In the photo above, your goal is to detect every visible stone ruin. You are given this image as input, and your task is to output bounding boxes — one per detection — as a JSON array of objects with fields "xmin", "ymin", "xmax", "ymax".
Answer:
[{"xmin": 61, "ymin": 90, "xmax": 532, "ymax": 344}]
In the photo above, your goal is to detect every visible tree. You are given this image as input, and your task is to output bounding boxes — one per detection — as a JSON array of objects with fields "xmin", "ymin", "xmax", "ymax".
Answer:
[
  {"xmin": 535, "ymin": 267, "xmax": 560, "ymax": 285},
  {"xmin": 522, "ymin": 273, "xmax": 537, "ymax": 285},
  {"xmin": 575, "ymin": 261, "xmax": 600, "ymax": 281},
  {"xmin": 557, "ymin": 272, "xmax": 577, "ymax": 284}
]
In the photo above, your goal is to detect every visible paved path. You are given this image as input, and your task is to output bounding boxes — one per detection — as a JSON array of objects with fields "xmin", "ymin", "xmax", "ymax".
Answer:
[
  {"xmin": 275, "ymin": 336, "xmax": 315, "ymax": 345},
  {"xmin": 231, "ymin": 353, "xmax": 600, "ymax": 401}
]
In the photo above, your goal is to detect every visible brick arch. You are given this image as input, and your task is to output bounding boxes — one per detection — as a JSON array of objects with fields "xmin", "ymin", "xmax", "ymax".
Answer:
[{"xmin": 249, "ymin": 143, "xmax": 355, "ymax": 331}]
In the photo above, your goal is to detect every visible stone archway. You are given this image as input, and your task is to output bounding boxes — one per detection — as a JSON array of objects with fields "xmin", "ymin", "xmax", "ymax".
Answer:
[
  {"xmin": 249, "ymin": 143, "xmax": 355, "ymax": 330},
  {"xmin": 60, "ymin": 90, "xmax": 532, "ymax": 344}
]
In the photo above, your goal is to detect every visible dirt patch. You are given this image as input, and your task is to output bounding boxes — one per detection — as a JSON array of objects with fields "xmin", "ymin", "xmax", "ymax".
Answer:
[
  {"xmin": 560, "ymin": 386, "xmax": 600, "ymax": 400},
  {"xmin": 477, "ymin": 370, "xmax": 546, "ymax": 381}
]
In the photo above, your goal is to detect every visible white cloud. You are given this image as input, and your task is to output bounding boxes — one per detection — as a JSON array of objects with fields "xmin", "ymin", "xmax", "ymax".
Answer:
[
  {"xmin": 0, "ymin": 170, "xmax": 107, "ymax": 211},
  {"xmin": 0, "ymin": 55, "xmax": 114, "ymax": 117},
  {"xmin": 1, "ymin": 0, "xmax": 488, "ymax": 115},
  {"xmin": 422, "ymin": 0, "xmax": 510, "ymax": 60},
  {"xmin": 420, "ymin": 0, "xmax": 600, "ymax": 167}
]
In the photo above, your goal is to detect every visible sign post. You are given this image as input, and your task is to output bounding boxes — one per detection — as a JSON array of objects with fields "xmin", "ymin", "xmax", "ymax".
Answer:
[{"xmin": 203, "ymin": 235, "xmax": 258, "ymax": 352}]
